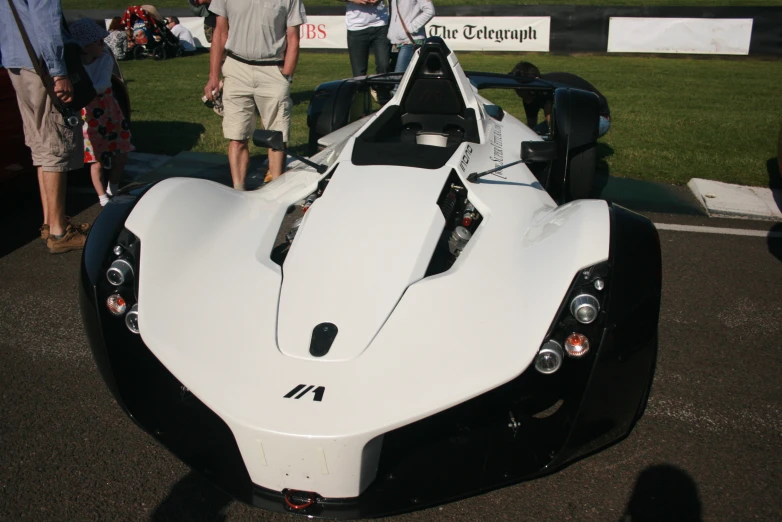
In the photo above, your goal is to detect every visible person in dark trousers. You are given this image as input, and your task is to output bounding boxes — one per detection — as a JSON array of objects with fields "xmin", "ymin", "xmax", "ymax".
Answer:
[
  {"xmin": 510, "ymin": 61, "xmax": 611, "ymax": 137},
  {"xmin": 341, "ymin": 0, "xmax": 391, "ymax": 104}
]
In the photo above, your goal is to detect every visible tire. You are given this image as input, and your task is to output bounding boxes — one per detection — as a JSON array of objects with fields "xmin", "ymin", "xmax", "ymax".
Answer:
[
  {"xmin": 634, "ymin": 336, "xmax": 658, "ymax": 423},
  {"xmin": 153, "ymin": 46, "xmax": 166, "ymax": 61},
  {"xmin": 565, "ymin": 143, "xmax": 597, "ymax": 200},
  {"xmin": 777, "ymin": 123, "xmax": 781, "ymax": 175},
  {"xmin": 133, "ymin": 45, "xmax": 146, "ymax": 60}
]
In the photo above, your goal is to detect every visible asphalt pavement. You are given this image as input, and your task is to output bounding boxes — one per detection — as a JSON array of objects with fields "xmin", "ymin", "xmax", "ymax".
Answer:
[{"xmin": 1, "ymin": 176, "xmax": 781, "ymax": 522}]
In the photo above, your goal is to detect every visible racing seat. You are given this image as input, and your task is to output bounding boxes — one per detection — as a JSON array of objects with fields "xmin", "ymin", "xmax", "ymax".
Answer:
[
  {"xmin": 401, "ymin": 79, "xmax": 463, "ymax": 131},
  {"xmin": 399, "ymin": 56, "xmax": 473, "ymax": 146}
]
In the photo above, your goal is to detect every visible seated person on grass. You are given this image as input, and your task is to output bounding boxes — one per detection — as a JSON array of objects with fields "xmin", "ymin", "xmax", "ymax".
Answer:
[
  {"xmin": 166, "ymin": 16, "xmax": 196, "ymax": 54},
  {"xmin": 510, "ymin": 61, "xmax": 611, "ymax": 138}
]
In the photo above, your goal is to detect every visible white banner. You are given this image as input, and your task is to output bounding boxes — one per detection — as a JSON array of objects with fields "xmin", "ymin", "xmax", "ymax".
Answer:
[
  {"xmin": 607, "ymin": 17, "xmax": 753, "ymax": 55},
  {"xmin": 114, "ymin": 16, "xmax": 551, "ymax": 52},
  {"xmin": 425, "ymin": 16, "xmax": 550, "ymax": 51},
  {"xmin": 181, "ymin": 17, "xmax": 210, "ymax": 48},
  {"xmin": 302, "ymin": 16, "xmax": 551, "ymax": 51},
  {"xmin": 299, "ymin": 16, "xmax": 347, "ymax": 50}
]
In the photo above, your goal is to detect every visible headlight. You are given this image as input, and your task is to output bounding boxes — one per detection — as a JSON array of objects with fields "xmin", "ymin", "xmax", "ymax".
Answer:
[
  {"xmin": 107, "ymin": 258, "xmax": 134, "ymax": 286},
  {"xmin": 125, "ymin": 304, "xmax": 139, "ymax": 334},
  {"xmin": 570, "ymin": 294, "xmax": 600, "ymax": 324},
  {"xmin": 535, "ymin": 340, "xmax": 564, "ymax": 374}
]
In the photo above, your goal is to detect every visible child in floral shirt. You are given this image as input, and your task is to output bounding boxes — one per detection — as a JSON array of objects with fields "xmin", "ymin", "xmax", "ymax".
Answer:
[{"xmin": 69, "ymin": 18, "xmax": 134, "ymax": 206}]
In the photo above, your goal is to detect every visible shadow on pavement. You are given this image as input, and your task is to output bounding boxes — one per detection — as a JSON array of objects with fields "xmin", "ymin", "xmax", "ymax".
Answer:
[
  {"xmin": 592, "ymin": 142, "xmax": 614, "ymax": 196},
  {"xmin": 151, "ymin": 471, "xmax": 232, "ymax": 522},
  {"xmin": 591, "ymin": 143, "xmax": 703, "ymax": 215},
  {"xmin": 769, "ymin": 223, "xmax": 782, "ymax": 263},
  {"xmin": 768, "ymin": 156, "xmax": 782, "ymax": 263},
  {"xmin": 0, "ymin": 167, "xmax": 96, "ymax": 259},
  {"xmin": 622, "ymin": 464, "xmax": 702, "ymax": 522},
  {"xmin": 130, "ymin": 121, "xmax": 206, "ymax": 156}
]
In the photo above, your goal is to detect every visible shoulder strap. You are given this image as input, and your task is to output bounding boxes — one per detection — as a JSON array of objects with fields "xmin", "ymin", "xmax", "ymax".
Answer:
[
  {"xmin": 395, "ymin": 0, "xmax": 417, "ymax": 45},
  {"xmin": 6, "ymin": 0, "xmax": 45, "ymax": 76},
  {"xmin": 5, "ymin": 0, "xmax": 63, "ymax": 108}
]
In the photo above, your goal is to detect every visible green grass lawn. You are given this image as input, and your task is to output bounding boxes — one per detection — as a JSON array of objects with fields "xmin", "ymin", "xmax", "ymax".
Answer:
[
  {"xmin": 120, "ymin": 51, "xmax": 782, "ymax": 187},
  {"xmin": 62, "ymin": 0, "xmax": 782, "ymax": 8}
]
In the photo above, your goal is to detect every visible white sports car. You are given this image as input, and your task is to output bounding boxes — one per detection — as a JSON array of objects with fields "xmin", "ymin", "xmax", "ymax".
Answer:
[{"xmin": 80, "ymin": 38, "xmax": 661, "ymax": 518}]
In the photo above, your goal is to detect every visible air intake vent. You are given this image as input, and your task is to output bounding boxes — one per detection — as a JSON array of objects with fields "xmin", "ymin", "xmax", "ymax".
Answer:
[{"xmin": 310, "ymin": 323, "xmax": 338, "ymax": 357}]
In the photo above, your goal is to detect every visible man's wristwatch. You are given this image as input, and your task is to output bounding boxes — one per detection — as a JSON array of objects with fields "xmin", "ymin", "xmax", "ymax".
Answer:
[{"xmin": 283, "ymin": 74, "xmax": 293, "ymax": 83}]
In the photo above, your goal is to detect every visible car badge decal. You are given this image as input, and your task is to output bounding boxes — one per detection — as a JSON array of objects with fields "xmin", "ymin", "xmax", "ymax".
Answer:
[{"xmin": 284, "ymin": 384, "xmax": 325, "ymax": 402}]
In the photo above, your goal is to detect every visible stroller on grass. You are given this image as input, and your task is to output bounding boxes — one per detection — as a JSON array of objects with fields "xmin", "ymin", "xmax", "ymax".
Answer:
[{"xmin": 121, "ymin": 5, "xmax": 181, "ymax": 60}]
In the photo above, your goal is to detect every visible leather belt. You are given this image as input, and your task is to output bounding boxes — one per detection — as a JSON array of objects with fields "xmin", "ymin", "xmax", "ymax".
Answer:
[{"xmin": 226, "ymin": 51, "xmax": 283, "ymax": 67}]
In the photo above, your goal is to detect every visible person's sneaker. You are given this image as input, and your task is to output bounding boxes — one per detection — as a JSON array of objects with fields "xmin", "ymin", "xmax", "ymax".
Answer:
[
  {"xmin": 40, "ymin": 224, "xmax": 49, "ymax": 242},
  {"xmin": 47, "ymin": 224, "xmax": 87, "ymax": 254}
]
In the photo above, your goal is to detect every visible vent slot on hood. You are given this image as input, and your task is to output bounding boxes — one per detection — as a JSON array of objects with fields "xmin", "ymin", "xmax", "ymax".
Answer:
[
  {"xmin": 271, "ymin": 168, "xmax": 337, "ymax": 266},
  {"xmin": 425, "ymin": 170, "xmax": 483, "ymax": 277}
]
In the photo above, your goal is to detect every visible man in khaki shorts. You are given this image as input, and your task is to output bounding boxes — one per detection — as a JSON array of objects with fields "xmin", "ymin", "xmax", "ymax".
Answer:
[
  {"xmin": 204, "ymin": 0, "xmax": 307, "ymax": 190},
  {"xmin": 0, "ymin": 0, "xmax": 88, "ymax": 254}
]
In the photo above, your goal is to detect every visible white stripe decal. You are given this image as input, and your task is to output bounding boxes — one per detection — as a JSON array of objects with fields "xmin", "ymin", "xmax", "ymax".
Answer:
[{"xmin": 655, "ymin": 223, "xmax": 782, "ymax": 238}]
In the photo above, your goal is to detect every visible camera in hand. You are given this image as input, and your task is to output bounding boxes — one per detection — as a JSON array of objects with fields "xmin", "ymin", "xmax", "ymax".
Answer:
[{"xmin": 60, "ymin": 107, "xmax": 82, "ymax": 128}]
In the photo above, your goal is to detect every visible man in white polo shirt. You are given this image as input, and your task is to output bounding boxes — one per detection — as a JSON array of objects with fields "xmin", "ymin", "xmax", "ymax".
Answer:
[{"xmin": 204, "ymin": 0, "xmax": 306, "ymax": 189}]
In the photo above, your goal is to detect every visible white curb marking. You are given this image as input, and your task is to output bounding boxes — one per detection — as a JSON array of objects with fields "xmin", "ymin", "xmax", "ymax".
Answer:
[{"xmin": 655, "ymin": 223, "xmax": 782, "ymax": 238}]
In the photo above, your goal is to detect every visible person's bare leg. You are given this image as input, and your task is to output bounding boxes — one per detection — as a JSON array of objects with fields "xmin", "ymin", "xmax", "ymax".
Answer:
[
  {"xmin": 268, "ymin": 148, "xmax": 285, "ymax": 180},
  {"xmin": 228, "ymin": 139, "xmax": 249, "ymax": 189},
  {"xmin": 42, "ymin": 170, "xmax": 67, "ymax": 236},
  {"xmin": 90, "ymin": 162, "xmax": 106, "ymax": 197},
  {"xmin": 37, "ymin": 167, "xmax": 49, "ymax": 226}
]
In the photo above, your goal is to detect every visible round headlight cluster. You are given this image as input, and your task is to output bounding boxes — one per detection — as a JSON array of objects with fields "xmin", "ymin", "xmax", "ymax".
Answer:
[
  {"xmin": 104, "ymin": 237, "xmax": 140, "ymax": 334},
  {"xmin": 570, "ymin": 294, "xmax": 600, "ymax": 324}
]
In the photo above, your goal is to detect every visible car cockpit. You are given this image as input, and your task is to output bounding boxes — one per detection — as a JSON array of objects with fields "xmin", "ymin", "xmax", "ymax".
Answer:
[{"xmin": 351, "ymin": 38, "xmax": 480, "ymax": 169}]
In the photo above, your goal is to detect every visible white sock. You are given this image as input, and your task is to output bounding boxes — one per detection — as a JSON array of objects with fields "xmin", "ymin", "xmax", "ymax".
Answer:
[
  {"xmin": 106, "ymin": 182, "xmax": 119, "ymax": 196},
  {"xmin": 233, "ymin": 183, "xmax": 245, "ymax": 191},
  {"xmin": 99, "ymin": 194, "xmax": 111, "ymax": 206}
]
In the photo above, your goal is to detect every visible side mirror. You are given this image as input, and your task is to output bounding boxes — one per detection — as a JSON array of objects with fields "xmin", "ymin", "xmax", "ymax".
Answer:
[
  {"xmin": 521, "ymin": 140, "xmax": 557, "ymax": 163},
  {"xmin": 253, "ymin": 129, "xmax": 330, "ymax": 174},
  {"xmin": 253, "ymin": 130, "xmax": 284, "ymax": 150}
]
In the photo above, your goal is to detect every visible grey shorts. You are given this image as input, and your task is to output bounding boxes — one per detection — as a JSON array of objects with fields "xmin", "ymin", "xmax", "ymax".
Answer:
[
  {"xmin": 8, "ymin": 68, "xmax": 83, "ymax": 172},
  {"xmin": 221, "ymin": 56, "xmax": 292, "ymax": 143}
]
